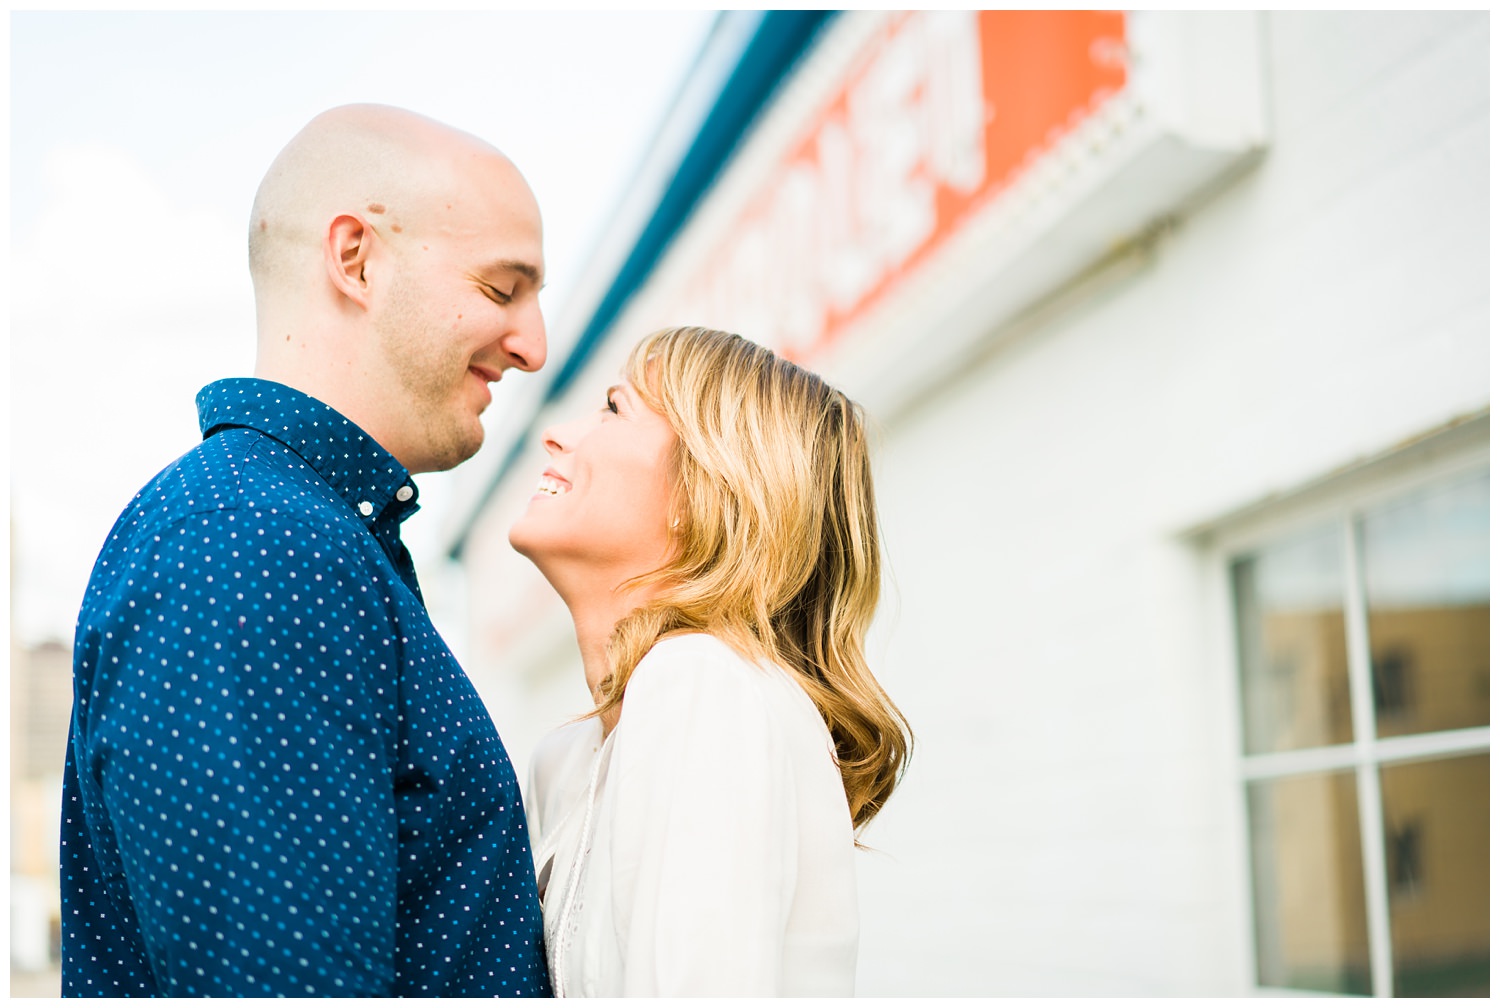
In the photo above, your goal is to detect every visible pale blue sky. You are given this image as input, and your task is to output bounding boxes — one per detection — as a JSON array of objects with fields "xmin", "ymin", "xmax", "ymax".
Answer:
[{"xmin": 9, "ymin": 10, "xmax": 716, "ymax": 644}]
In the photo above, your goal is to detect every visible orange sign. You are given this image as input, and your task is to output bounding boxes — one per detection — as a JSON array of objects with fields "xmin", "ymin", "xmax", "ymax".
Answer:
[{"xmin": 674, "ymin": 11, "xmax": 1129, "ymax": 361}]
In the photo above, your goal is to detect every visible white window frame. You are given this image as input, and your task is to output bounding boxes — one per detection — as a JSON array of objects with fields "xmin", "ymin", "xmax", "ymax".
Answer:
[{"xmin": 1199, "ymin": 414, "xmax": 1489, "ymax": 997}]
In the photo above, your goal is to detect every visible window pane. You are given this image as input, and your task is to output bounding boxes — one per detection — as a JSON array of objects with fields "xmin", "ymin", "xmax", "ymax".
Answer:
[
  {"xmin": 1247, "ymin": 771, "xmax": 1371, "ymax": 994},
  {"xmin": 1233, "ymin": 524, "xmax": 1352, "ymax": 754},
  {"xmin": 1382, "ymin": 754, "xmax": 1489, "ymax": 996},
  {"xmin": 1362, "ymin": 473, "xmax": 1489, "ymax": 738}
]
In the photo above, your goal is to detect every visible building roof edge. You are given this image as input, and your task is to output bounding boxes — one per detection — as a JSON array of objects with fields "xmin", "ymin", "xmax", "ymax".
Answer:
[{"xmin": 448, "ymin": 9, "xmax": 837, "ymax": 561}]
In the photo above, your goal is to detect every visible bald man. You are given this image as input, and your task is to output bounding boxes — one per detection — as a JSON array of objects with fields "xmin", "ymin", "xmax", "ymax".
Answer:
[{"xmin": 60, "ymin": 106, "xmax": 551, "ymax": 997}]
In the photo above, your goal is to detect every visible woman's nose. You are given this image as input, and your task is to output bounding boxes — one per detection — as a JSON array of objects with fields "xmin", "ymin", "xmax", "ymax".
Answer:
[{"xmin": 540, "ymin": 411, "xmax": 592, "ymax": 456}]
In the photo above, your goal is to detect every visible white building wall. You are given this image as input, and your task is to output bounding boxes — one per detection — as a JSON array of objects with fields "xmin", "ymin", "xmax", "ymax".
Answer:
[
  {"xmin": 852, "ymin": 11, "xmax": 1487, "ymax": 996},
  {"xmin": 453, "ymin": 10, "xmax": 1488, "ymax": 998}
]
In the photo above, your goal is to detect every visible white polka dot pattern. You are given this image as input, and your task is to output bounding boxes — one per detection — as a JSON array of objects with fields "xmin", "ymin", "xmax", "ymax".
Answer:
[{"xmin": 60, "ymin": 378, "xmax": 548, "ymax": 997}]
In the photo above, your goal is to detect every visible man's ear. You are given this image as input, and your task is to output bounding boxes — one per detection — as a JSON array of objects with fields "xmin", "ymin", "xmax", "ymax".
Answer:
[{"xmin": 324, "ymin": 214, "xmax": 376, "ymax": 308}]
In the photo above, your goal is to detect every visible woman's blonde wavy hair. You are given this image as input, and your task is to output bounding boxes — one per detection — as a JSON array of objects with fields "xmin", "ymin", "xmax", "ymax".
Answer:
[{"xmin": 597, "ymin": 325, "xmax": 910, "ymax": 832}]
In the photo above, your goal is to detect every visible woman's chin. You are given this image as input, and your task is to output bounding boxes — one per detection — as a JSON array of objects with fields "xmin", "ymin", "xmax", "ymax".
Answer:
[
  {"xmin": 508, "ymin": 524, "xmax": 577, "ymax": 588},
  {"xmin": 507, "ymin": 520, "xmax": 544, "ymax": 561}
]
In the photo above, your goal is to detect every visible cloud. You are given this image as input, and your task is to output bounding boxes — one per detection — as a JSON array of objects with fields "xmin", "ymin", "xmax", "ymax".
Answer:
[
  {"xmin": 15, "ymin": 143, "xmax": 251, "ymax": 324},
  {"xmin": 12, "ymin": 143, "xmax": 253, "ymax": 643}
]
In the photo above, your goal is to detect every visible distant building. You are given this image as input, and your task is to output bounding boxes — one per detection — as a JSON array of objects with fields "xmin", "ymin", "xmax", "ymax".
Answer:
[
  {"xmin": 447, "ymin": 11, "xmax": 1488, "ymax": 996},
  {"xmin": 11, "ymin": 638, "xmax": 71, "ymax": 980}
]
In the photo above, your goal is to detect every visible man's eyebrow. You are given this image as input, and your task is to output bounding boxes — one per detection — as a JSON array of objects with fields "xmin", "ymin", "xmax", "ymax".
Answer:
[{"xmin": 481, "ymin": 259, "xmax": 544, "ymax": 287}]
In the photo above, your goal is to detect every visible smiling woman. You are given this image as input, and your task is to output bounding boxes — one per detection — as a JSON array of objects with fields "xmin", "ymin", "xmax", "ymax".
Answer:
[
  {"xmin": 509, "ymin": 376, "xmax": 679, "ymax": 610},
  {"xmin": 508, "ymin": 324, "xmax": 911, "ymax": 997}
]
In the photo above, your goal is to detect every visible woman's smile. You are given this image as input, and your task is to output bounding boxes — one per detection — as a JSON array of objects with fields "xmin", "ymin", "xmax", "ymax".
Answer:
[{"xmin": 534, "ymin": 468, "xmax": 572, "ymax": 498}]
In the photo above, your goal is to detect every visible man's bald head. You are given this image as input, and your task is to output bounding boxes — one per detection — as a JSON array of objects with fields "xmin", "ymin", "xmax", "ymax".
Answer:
[
  {"xmin": 248, "ymin": 104, "xmax": 517, "ymax": 295},
  {"xmin": 245, "ymin": 104, "xmax": 547, "ymax": 474}
]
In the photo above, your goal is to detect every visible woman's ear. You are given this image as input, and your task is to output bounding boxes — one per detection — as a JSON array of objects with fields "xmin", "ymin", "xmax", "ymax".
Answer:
[{"xmin": 324, "ymin": 214, "xmax": 375, "ymax": 308}]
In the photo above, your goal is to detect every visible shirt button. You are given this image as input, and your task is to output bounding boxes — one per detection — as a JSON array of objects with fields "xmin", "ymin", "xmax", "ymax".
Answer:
[
  {"xmin": 358, "ymin": 501, "xmax": 374, "ymax": 517},
  {"xmin": 396, "ymin": 486, "xmax": 414, "ymax": 502}
]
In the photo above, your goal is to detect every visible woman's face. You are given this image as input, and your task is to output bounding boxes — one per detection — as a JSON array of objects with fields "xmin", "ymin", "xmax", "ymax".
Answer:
[{"xmin": 509, "ymin": 377, "xmax": 679, "ymax": 583}]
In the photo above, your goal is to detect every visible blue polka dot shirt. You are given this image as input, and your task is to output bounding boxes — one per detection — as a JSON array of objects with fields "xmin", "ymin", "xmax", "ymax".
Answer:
[{"xmin": 60, "ymin": 378, "xmax": 549, "ymax": 997}]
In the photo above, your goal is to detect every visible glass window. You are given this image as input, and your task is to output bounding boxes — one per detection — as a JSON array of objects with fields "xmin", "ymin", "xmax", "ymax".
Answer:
[
  {"xmin": 1381, "ymin": 754, "xmax": 1489, "ymax": 997},
  {"xmin": 1247, "ymin": 771, "xmax": 1371, "ymax": 994},
  {"xmin": 1233, "ymin": 525, "xmax": 1351, "ymax": 754},
  {"xmin": 1230, "ymin": 467, "xmax": 1489, "ymax": 997},
  {"xmin": 1362, "ymin": 473, "xmax": 1490, "ymax": 738}
]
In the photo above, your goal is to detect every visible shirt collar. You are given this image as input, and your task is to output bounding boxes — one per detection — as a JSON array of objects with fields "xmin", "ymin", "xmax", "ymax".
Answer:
[{"xmin": 197, "ymin": 377, "xmax": 420, "ymax": 525}]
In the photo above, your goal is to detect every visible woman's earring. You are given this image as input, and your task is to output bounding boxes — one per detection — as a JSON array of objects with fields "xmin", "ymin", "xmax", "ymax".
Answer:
[{"xmin": 670, "ymin": 517, "xmax": 681, "ymax": 530}]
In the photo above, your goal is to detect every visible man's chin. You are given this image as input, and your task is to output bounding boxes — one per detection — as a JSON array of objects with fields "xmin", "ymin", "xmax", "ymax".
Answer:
[
  {"xmin": 410, "ymin": 426, "xmax": 483, "ymax": 474},
  {"xmin": 436, "ymin": 439, "xmax": 483, "ymax": 473}
]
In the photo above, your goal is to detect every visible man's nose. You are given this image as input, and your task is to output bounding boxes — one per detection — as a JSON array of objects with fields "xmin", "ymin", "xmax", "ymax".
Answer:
[{"xmin": 502, "ymin": 298, "xmax": 546, "ymax": 373}]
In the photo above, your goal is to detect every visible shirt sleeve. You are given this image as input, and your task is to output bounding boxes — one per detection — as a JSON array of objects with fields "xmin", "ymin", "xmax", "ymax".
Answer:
[
  {"xmin": 76, "ymin": 508, "xmax": 401, "ymax": 996},
  {"xmin": 599, "ymin": 638, "xmax": 800, "ymax": 995}
]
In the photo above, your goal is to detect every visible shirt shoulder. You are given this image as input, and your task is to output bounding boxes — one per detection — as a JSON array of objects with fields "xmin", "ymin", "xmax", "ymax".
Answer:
[
  {"xmin": 628, "ymin": 633, "xmax": 760, "ymax": 689},
  {"xmin": 621, "ymin": 634, "xmax": 831, "ymax": 749},
  {"xmin": 79, "ymin": 431, "xmax": 382, "ymax": 641},
  {"xmin": 103, "ymin": 427, "xmax": 352, "ymax": 552},
  {"xmin": 171, "ymin": 427, "xmax": 342, "ymax": 519}
]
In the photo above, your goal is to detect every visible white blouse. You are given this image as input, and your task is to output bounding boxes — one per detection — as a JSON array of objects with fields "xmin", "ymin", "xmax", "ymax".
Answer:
[{"xmin": 525, "ymin": 633, "xmax": 859, "ymax": 997}]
